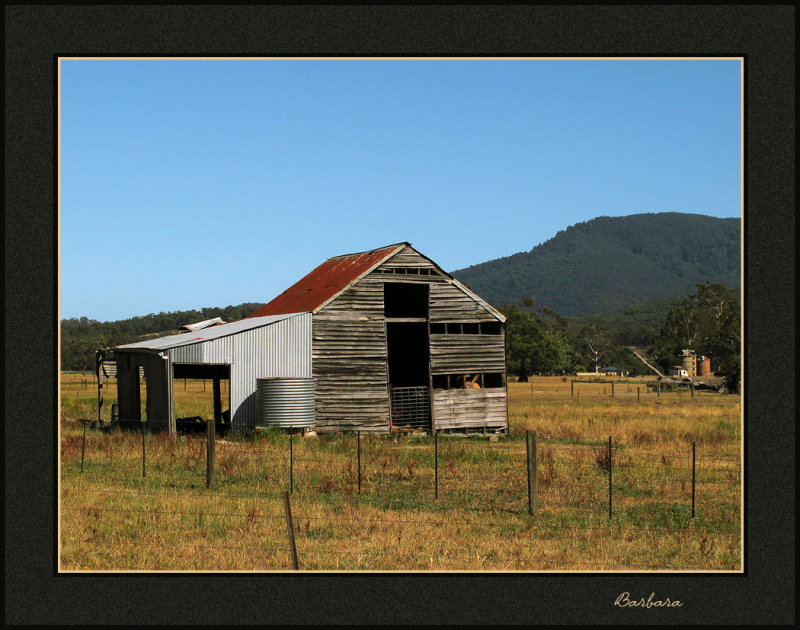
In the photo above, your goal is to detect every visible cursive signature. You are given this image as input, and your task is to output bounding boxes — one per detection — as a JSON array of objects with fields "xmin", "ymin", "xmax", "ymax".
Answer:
[{"xmin": 615, "ymin": 592, "xmax": 683, "ymax": 608}]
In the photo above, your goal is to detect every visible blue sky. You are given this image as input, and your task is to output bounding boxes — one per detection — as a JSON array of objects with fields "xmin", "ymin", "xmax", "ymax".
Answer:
[{"xmin": 60, "ymin": 58, "xmax": 741, "ymax": 322}]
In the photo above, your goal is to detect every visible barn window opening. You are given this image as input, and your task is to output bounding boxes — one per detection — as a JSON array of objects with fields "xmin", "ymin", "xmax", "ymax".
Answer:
[
  {"xmin": 432, "ymin": 372, "xmax": 505, "ymax": 390},
  {"xmin": 483, "ymin": 372, "xmax": 504, "ymax": 388},
  {"xmin": 377, "ymin": 267, "xmax": 436, "ymax": 276},
  {"xmin": 430, "ymin": 321, "xmax": 503, "ymax": 335},
  {"xmin": 480, "ymin": 321, "xmax": 503, "ymax": 335},
  {"xmin": 384, "ymin": 282, "xmax": 429, "ymax": 318},
  {"xmin": 450, "ymin": 374, "xmax": 465, "ymax": 389}
]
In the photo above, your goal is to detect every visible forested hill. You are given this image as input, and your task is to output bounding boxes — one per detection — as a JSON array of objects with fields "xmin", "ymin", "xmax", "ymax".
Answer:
[{"xmin": 452, "ymin": 213, "xmax": 740, "ymax": 317}]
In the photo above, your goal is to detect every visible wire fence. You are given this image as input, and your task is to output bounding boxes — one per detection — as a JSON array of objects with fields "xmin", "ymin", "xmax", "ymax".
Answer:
[
  {"xmin": 61, "ymin": 484, "xmax": 741, "ymax": 572},
  {"xmin": 60, "ymin": 426, "xmax": 741, "ymax": 571}
]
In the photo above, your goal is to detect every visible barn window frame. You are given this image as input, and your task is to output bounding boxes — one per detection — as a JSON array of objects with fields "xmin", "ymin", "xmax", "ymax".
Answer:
[
  {"xmin": 432, "ymin": 372, "xmax": 506, "ymax": 390},
  {"xmin": 429, "ymin": 321, "xmax": 503, "ymax": 335}
]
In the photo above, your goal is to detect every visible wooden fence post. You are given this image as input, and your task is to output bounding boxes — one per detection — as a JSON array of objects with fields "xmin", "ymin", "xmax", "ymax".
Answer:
[
  {"xmin": 611, "ymin": 382, "xmax": 615, "ymax": 398},
  {"xmin": 434, "ymin": 432, "xmax": 439, "ymax": 500},
  {"xmin": 80, "ymin": 420, "xmax": 87, "ymax": 473},
  {"xmin": 608, "ymin": 435, "xmax": 613, "ymax": 519},
  {"xmin": 637, "ymin": 387, "xmax": 640, "ymax": 403},
  {"xmin": 571, "ymin": 380, "xmax": 574, "ymax": 396},
  {"xmin": 206, "ymin": 418, "xmax": 215, "ymax": 488},
  {"xmin": 283, "ymin": 491, "xmax": 299, "ymax": 570},
  {"xmin": 526, "ymin": 430, "xmax": 537, "ymax": 515},
  {"xmin": 532, "ymin": 431, "xmax": 538, "ymax": 513},
  {"xmin": 691, "ymin": 441, "xmax": 696, "ymax": 517},
  {"xmin": 289, "ymin": 430, "xmax": 294, "ymax": 493},
  {"xmin": 142, "ymin": 420, "xmax": 146, "ymax": 478}
]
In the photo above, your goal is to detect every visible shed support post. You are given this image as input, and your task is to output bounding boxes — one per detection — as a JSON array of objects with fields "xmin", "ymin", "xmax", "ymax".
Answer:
[
  {"xmin": 213, "ymin": 377, "xmax": 222, "ymax": 423},
  {"xmin": 95, "ymin": 351, "xmax": 104, "ymax": 425}
]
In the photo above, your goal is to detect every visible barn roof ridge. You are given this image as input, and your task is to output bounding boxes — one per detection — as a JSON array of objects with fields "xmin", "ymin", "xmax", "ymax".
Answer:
[
  {"xmin": 325, "ymin": 242, "xmax": 410, "ymax": 260},
  {"xmin": 247, "ymin": 242, "xmax": 505, "ymax": 322}
]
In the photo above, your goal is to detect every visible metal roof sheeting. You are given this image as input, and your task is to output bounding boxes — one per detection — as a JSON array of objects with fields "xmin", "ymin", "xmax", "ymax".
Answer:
[
  {"xmin": 181, "ymin": 317, "xmax": 225, "ymax": 332},
  {"xmin": 115, "ymin": 313, "xmax": 308, "ymax": 351},
  {"xmin": 247, "ymin": 244, "xmax": 407, "ymax": 317}
]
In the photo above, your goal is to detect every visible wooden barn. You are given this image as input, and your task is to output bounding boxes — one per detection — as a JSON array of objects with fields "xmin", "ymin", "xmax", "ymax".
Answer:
[{"xmin": 247, "ymin": 242, "xmax": 509, "ymax": 434}]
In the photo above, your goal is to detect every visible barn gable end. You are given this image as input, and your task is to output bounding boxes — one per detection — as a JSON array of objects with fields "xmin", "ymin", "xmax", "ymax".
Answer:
[{"xmin": 311, "ymin": 244, "xmax": 508, "ymax": 433}]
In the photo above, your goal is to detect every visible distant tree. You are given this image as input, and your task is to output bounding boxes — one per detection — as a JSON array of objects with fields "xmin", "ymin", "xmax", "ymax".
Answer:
[
  {"xmin": 504, "ymin": 306, "xmax": 540, "ymax": 382},
  {"xmin": 578, "ymin": 322, "xmax": 614, "ymax": 373},
  {"xmin": 505, "ymin": 304, "xmax": 576, "ymax": 379}
]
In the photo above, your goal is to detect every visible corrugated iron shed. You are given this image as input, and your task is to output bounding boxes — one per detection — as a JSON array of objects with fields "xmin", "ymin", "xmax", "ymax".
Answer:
[
  {"xmin": 247, "ymin": 244, "xmax": 407, "ymax": 317},
  {"xmin": 112, "ymin": 312, "xmax": 313, "ymax": 434},
  {"xmin": 117, "ymin": 314, "xmax": 306, "ymax": 350}
]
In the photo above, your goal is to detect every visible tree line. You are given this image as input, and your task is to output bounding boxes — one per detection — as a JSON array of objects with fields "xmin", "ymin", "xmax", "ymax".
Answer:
[
  {"xmin": 504, "ymin": 282, "xmax": 740, "ymax": 391},
  {"xmin": 61, "ymin": 284, "xmax": 740, "ymax": 393},
  {"xmin": 60, "ymin": 303, "xmax": 265, "ymax": 371}
]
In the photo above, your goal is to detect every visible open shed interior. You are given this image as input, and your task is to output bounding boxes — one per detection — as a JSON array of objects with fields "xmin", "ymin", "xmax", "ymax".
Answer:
[{"xmin": 172, "ymin": 363, "xmax": 231, "ymax": 433}]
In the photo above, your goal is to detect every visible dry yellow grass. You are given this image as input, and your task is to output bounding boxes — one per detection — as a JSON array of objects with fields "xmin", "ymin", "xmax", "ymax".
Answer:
[{"xmin": 59, "ymin": 374, "xmax": 741, "ymax": 571}]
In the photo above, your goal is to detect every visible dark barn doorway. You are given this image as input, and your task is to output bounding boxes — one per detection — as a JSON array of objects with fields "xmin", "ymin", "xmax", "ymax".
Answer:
[
  {"xmin": 172, "ymin": 363, "xmax": 231, "ymax": 434},
  {"xmin": 386, "ymin": 322, "xmax": 429, "ymax": 388},
  {"xmin": 384, "ymin": 282, "xmax": 431, "ymax": 430}
]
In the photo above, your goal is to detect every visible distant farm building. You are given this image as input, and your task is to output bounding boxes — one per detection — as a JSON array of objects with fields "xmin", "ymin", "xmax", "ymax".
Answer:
[
  {"xmin": 679, "ymin": 349, "xmax": 712, "ymax": 377},
  {"xmin": 105, "ymin": 243, "xmax": 508, "ymax": 435},
  {"xmin": 598, "ymin": 366, "xmax": 621, "ymax": 376},
  {"xmin": 668, "ymin": 366, "xmax": 689, "ymax": 378}
]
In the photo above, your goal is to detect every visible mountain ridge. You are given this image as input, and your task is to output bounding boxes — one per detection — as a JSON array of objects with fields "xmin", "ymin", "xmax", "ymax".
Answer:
[{"xmin": 451, "ymin": 212, "xmax": 740, "ymax": 317}]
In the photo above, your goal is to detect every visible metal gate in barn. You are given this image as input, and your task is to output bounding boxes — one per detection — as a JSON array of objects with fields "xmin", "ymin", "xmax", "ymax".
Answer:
[{"xmin": 389, "ymin": 386, "xmax": 431, "ymax": 431}]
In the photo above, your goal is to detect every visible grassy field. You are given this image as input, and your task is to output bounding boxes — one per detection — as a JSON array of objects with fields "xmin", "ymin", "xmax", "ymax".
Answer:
[{"xmin": 59, "ymin": 373, "xmax": 741, "ymax": 571}]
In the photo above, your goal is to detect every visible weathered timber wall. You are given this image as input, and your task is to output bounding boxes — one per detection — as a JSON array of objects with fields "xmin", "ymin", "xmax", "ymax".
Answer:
[
  {"xmin": 432, "ymin": 388, "xmax": 508, "ymax": 430},
  {"xmin": 313, "ymin": 281, "xmax": 390, "ymax": 432},
  {"xmin": 429, "ymin": 334, "xmax": 505, "ymax": 375},
  {"xmin": 429, "ymin": 281, "xmax": 499, "ymax": 323},
  {"xmin": 312, "ymin": 245, "xmax": 508, "ymax": 433}
]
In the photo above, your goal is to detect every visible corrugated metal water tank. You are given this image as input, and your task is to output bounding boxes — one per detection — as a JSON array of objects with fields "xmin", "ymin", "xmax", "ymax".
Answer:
[{"xmin": 256, "ymin": 377, "xmax": 316, "ymax": 428}]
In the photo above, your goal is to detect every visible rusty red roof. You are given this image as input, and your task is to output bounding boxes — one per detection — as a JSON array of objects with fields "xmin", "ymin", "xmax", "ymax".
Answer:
[{"xmin": 247, "ymin": 243, "xmax": 407, "ymax": 318}]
